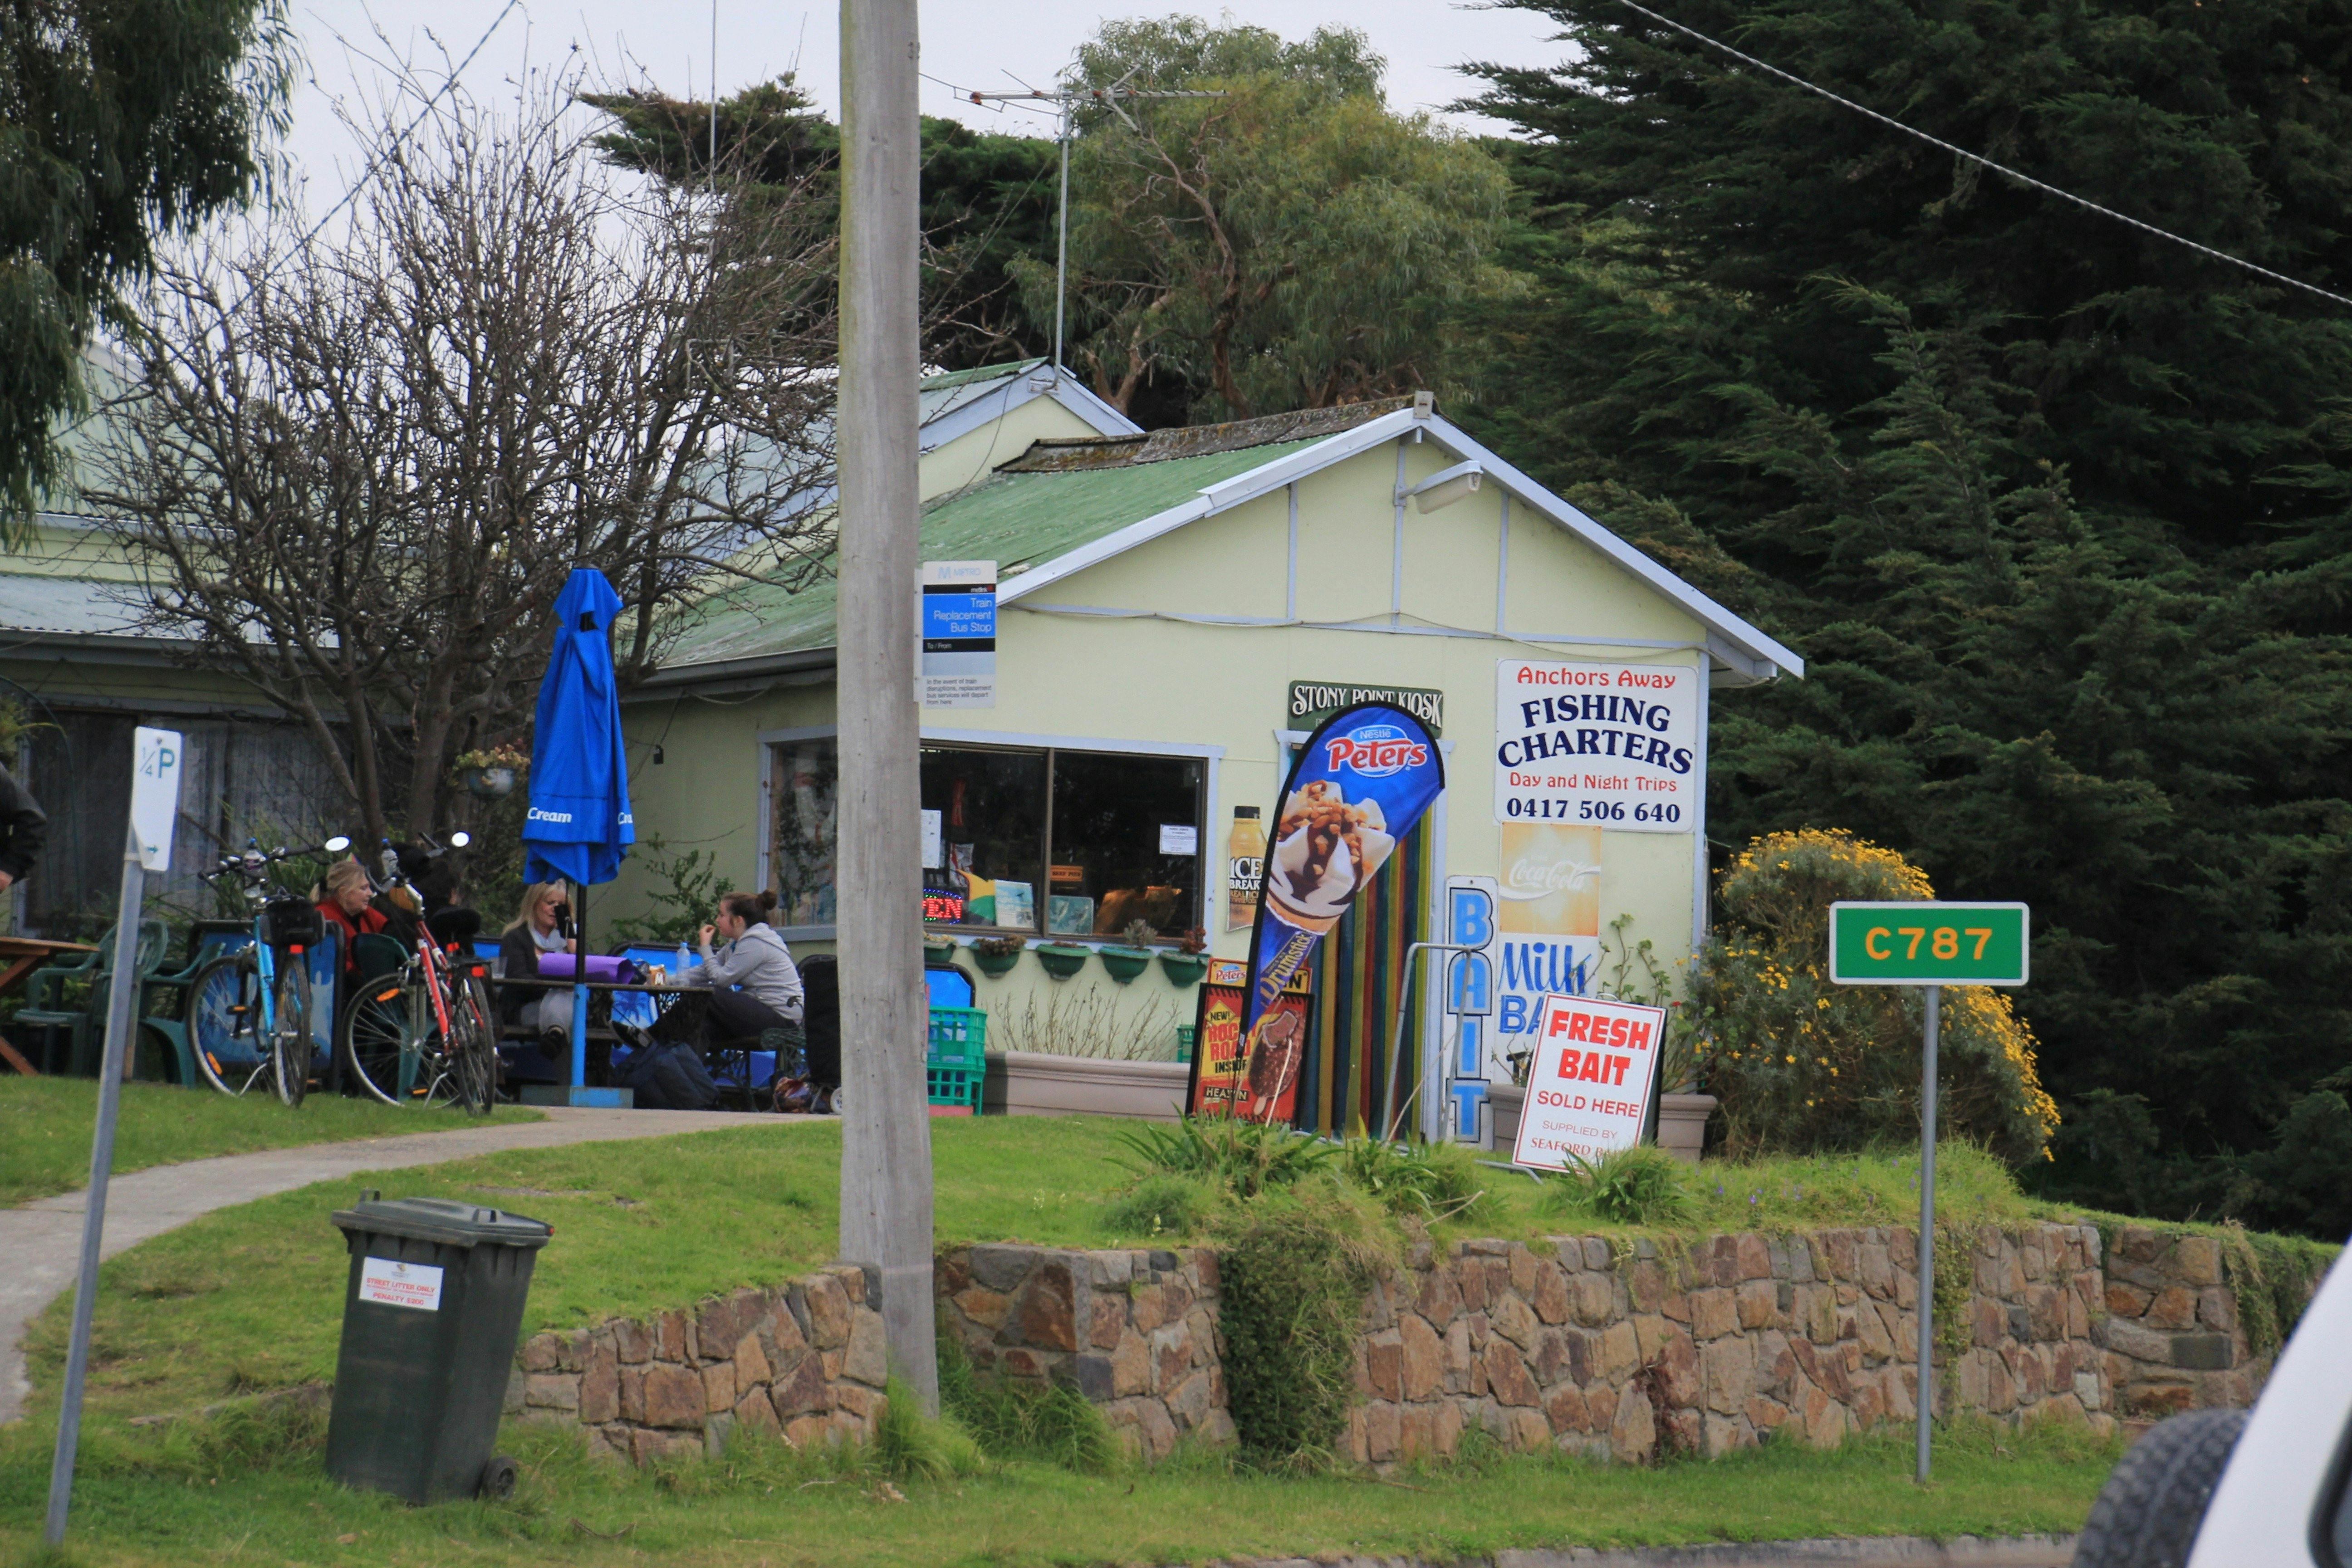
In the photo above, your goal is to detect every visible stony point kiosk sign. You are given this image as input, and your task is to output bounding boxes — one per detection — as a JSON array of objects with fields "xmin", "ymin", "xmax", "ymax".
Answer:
[{"xmin": 1493, "ymin": 661, "xmax": 1697, "ymax": 831}]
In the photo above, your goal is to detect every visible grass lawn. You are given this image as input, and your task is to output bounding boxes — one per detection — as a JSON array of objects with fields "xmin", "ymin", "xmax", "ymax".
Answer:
[
  {"xmin": 0, "ymin": 1406, "xmax": 2118, "ymax": 1567},
  {"xmin": 12, "ymin": 1116, "xmax": 2135, "ymax": 1440},
  {"xmin": 0, "ymin": 1116, "xmax": 2142, "ymax": 1564},
  {"xmin": 0, "ymin": 1078, "xmax": 542, "ymax": 1206}
]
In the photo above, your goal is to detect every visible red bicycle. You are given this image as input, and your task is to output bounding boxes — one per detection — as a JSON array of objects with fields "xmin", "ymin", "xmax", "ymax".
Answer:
[{"xmin": 337, "ymin": 832, "xmax": 497, "ymax": 1112}]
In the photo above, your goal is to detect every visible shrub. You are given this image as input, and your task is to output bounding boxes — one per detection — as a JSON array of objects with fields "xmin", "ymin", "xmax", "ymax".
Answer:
[
  {"xmin": 1214, "ymin": 1178, "xmax": 1395, "ymax": 1463},
  {"xmin": 1101, "ymin": 1172, "xmax": 1221, "ymax": 1238},
  {"xmin": 1333, "ymin": 1137, "xmax": 1491, "ymax": 1222},
  {"xmin": 1115, "ymin": 1117, "xmax": 1333, "ymax": 1198},
  {"xmin": 1689, "ymin": 829, "xmax": 2058, "ymax": 1164},
  {"xmin": 1541, "ymin": 1145, "xmax": 1693, "ymax": 1225}
]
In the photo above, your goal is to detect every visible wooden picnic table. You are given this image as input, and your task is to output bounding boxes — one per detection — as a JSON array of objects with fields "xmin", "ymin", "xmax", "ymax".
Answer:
[{"xmin": 0, "ymin": 936, "xmax": 100, "ymax": 1076}]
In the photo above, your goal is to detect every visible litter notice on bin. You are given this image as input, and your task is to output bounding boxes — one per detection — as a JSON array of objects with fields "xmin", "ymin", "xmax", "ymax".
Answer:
[{"xmin": 360, "ymin": 1257, "xmax": 445, "ymax": 1311}]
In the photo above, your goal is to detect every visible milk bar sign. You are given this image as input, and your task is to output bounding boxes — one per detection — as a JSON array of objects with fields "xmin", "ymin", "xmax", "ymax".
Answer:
[
  {"xmin": 1289, "ymin": 681, "xmax": 1443, "ymax": 736},
  {"xmin": 1494, "ymin": 661, "xmax": 1695, "ymax": 832}
]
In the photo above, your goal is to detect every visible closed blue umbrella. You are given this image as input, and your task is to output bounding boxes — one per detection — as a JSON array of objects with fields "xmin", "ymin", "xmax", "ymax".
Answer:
[{"xmin": 522, "ymin": 569, "xmax": 634, "ymax": 1093}]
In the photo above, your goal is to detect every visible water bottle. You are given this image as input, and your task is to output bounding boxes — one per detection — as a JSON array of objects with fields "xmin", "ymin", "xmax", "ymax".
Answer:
[{"xmin": 676, "ymin": 937, "xmax": 691, "ymax": 980}]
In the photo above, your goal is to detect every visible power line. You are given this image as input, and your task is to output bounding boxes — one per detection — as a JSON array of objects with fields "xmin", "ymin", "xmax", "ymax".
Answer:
[
  {"xmin": 1601, "ymin": 0, "xmax": 2352, "ymax": 312},
  {"xmin": 228, "ymin": 0, "xmax": 525, "ymax": 316}
]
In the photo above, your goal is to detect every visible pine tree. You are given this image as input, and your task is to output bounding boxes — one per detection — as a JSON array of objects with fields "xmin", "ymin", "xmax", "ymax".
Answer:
[{"xmin": 1462, "ymin": 0, "xmax": 2352, "ymax": 1229}]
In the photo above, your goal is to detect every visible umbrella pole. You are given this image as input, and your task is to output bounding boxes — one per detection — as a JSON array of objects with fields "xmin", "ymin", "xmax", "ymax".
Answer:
[{"xmin": 571, "ymin": 880, "xmax": 589, "ymax": 1089}]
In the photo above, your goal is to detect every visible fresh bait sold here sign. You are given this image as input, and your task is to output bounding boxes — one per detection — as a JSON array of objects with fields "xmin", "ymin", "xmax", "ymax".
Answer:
[
  {"xmin": 1494, "ymin": 661, "xmax": 1696, "ymax": 832},
  {"xmin": 1509, "ymin": 992, "xmax": 1668, "ymax": 1168}
]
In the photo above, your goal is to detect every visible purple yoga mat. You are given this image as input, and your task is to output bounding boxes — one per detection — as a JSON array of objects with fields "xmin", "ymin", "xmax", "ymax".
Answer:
[{"xmin": 536, "ymin": 953, "xmax": 637, "ymax": 982}]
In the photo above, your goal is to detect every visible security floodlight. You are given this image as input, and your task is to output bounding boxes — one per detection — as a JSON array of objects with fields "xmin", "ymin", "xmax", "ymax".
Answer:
[
  {"xmin": 323, "ymin": 836, "xmax": 352, "ymax": 853},
  {"xmin": 1400, "ymin": 461, "xmax": 1485, "ymax": 513},
  {"xmin": 449, "ymin": 831, "xmax": 472, "ymax": 849}
]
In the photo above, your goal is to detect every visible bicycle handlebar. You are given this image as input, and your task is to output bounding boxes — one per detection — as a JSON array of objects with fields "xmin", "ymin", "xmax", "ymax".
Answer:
[{"xmin": 201, "ymin": 835, "xmax": 354, "ymax": 884}]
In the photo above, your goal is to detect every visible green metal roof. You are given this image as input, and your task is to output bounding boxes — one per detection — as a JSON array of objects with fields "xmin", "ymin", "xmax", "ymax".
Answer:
[{"xmin": 663, "ymin": 436, "xmax": 1320, "ymax": 667}]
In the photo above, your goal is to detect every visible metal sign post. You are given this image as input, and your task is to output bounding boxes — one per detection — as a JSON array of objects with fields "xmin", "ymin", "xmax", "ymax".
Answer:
[
  {"xmin": 46, "ymin": 727, "xmax": 181, "ymax": 1545},
  {"xmin": 1828, "ymin": 900, "xmax": 2028, "ymax": 1485}
]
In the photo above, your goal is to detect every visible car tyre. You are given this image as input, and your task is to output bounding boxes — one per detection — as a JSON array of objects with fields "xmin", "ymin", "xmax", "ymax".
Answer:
[{"xmin": 2071, "ymin": 1407, "xmax": 2247, "ymax": 1568}]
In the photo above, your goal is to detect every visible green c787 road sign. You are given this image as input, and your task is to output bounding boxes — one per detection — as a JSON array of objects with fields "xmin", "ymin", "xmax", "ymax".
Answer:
[{"xmin": 1828, "ymin": 902, "xmax": 2029, "ymax": 986}]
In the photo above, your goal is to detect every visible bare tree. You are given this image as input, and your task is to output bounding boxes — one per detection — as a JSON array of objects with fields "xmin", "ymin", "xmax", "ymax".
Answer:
[{"xmin": 85, "ymin": 69, "xmax": 841, "ymax": 846}]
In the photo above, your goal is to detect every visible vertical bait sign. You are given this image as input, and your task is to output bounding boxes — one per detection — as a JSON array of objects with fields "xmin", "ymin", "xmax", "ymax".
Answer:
[{"xmin": 1494, "ymin": 661, "xmax": 1696, "ymax": 832}]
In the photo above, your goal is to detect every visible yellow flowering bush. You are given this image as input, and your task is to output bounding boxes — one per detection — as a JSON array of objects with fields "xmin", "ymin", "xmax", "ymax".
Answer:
[{"xmin": 1689, "ymin": 829, "xmax": 2059, "ymax": 1164}]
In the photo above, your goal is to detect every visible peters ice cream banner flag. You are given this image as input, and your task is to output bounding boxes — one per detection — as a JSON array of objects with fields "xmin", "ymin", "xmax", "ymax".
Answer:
[{"xmin": 1201, "ymin": 702, "xmax": 1446, "ymax": 1124}]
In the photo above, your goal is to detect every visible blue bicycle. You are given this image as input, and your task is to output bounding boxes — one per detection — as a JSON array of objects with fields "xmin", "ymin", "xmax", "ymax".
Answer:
[{"xmin": 187, "ymin": 835, "xmax": 352, "ymax": 1105}]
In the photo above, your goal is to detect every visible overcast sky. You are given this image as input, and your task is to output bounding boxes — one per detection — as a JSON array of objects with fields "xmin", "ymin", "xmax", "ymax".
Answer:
[{"xmin": 280, "ymin": 0, "xmax": 1572, "ymax": 200}]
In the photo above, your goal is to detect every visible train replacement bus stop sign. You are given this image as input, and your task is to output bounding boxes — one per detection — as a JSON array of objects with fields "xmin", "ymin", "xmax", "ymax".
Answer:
[{"xmin": 1828, "ymin": 900, "xmax": 2029, "ymax": 1488}]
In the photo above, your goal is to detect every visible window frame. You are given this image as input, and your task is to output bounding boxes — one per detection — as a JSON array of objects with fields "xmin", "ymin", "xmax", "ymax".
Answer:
[{"xmin": 760, "ymin": 725, "xmax": 1224, "ymax": 948}]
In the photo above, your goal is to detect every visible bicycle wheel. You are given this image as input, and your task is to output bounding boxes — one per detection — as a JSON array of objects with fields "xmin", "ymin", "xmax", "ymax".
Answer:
[
  {"xmin": 190, "ymin": 954, "xmax": 272, "ymax": 1097},
  {"xmin": 448, "ymin": 974, "xmax": 497, "ymax": 1114},
  {"xmin": 342, "ymin": 969, "xmax": 423, "ymax": 1106},
  {"xmin": 270, "ymin": 959, "xmax": 311, "ymax": 1107}
]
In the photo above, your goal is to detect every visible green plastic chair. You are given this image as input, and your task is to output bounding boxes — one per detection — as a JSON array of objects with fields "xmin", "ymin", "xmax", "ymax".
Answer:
[
  {"xmin": 139, "ymin": 920, "xmax": 259, "ymax": 1088},
  {"xmin": 16, "ymin": 920, "xmax": 171, "ymax": 1078}
]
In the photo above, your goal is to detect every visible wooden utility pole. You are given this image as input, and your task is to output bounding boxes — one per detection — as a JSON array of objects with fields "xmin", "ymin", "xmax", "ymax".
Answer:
[{"xmin": 836, "ymin": 0, "xmax": 937, "ymax": 1411}]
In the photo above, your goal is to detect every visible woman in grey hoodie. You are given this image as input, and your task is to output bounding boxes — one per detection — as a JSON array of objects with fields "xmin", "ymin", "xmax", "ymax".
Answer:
[{"xmin": 679, "ymin": 889, "xmax": 805, "ymax": 1047}]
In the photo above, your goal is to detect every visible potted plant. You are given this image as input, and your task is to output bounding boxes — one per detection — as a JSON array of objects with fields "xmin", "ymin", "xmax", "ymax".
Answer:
[
  {"xmin": 1488, "ymin": 1048, "xmax": 1532, "ymax": 1148},
  {"xmin": 1158, "ymin": 926, "xmax": 1210, "ymax": 989},
  {"xmin": 971, "ymin": 934, "xmax": 1026, "ymax": 979},
  {"xmin": 1654, "ymin": 1023, "xmax": 1715, "ymax": 1166},
  {"xmin": 1033, "ymin": 943, "xmax": 1091, "ymax": 980},
  {"xmin": 923, "ymin": 932, "xmax": 958, "ymax": 965},
  {"xmin": 452, "ymin": 744, "xmax": 527, "ymax": 799},
  {"xmin": 1096, "ymin": 919, "xmax": 1157, "ymax": 985}
]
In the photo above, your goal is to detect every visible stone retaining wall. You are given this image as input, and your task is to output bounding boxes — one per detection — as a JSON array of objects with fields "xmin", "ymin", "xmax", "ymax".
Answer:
[
  {"xmin": 510, "ymin": 1224, "xmax": 2286, "ymax": 1465},
  {"xmin": 507, "ymin": 1263, "xmax": 891, "ymax": 1464},
  {"xmin": 935, "ymin": 1243, "xmax": 1236, "ymax": 1459},
  {"xmin": 1344, "ymin": 1223, "xmax": 2107, "ymax": 1465},
  {"xmin": 2097, "ymin": 1228, "xmax": 2272, "ymax": 1421}
]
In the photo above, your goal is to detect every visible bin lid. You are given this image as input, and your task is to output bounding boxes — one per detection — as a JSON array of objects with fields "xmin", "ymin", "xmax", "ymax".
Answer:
[{"xmin": 330, "ymin": 1196, "xmax": 553, "ymax": 1250}]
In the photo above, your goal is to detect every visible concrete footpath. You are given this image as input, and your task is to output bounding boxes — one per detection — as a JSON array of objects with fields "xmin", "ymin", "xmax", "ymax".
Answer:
[{"xmin": 0, "ymin": 1106, "xmax": 766, "ymax": 1425}]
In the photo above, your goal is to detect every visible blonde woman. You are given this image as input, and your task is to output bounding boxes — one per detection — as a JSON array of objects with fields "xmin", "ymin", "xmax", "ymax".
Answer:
[{"xmin": 498, "ymin": 881, "xmax": 576, "ymax": 1047}]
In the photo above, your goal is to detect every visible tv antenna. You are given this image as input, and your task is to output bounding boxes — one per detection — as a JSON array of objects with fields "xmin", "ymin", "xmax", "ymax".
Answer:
[{"xmin": 965, "ymin": 77, "xmax": 1223, "ymax": 387}]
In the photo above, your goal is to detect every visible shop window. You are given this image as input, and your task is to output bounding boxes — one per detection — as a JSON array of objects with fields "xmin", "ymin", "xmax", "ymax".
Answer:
[
  {"xmin": 770, "ymin": 736, "xmax": 839, "ymax": 927},
  {"xmin": 919, "ymin": 743, "xmax": 1203, "ymax": 941},
  {"xmin": 921, "ymin": 746, "xmax": 1048, "ymax": 929},
  {"xmin": 1050, "ymin": 750, "xmax": 1203, "ymax": 939}
]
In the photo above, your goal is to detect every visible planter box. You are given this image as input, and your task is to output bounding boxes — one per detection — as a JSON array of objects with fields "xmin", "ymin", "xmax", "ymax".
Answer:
[
  {"xmin": 1489, "ymin": 1083, "xmax": 1524, "ymax": 1151},
  {"xmin": 984, "ymin": 1049, "xmax": 1188, "ymax": 1121},
  {"xmin": 1658, "ymin": 1092, "xmax": 1716, "ymax": 1166}
]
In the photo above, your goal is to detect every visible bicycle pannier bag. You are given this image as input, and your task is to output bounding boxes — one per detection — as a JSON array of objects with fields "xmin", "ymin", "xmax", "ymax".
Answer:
[{"xmin": 266, "ymin": 897, "xmax": 325, "ymax": 949}]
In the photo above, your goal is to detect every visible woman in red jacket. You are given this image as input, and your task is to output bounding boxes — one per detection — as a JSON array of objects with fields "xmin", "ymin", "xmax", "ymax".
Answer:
[{"xmin": 316, "ymin": 857, "xmax": 387, "ymax": 959}]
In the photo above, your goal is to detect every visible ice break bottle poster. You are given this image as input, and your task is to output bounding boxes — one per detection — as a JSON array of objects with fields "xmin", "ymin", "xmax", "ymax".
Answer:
[{"xmin": 1217, "ymin": 702, "xmax": 1446, "ymax": 1124}]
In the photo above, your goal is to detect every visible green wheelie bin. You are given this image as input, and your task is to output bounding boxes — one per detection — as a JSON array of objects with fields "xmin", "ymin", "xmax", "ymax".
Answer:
[{"xmin": 323, "ymin": 1196, "xmax": 553, "ymax": 1504}]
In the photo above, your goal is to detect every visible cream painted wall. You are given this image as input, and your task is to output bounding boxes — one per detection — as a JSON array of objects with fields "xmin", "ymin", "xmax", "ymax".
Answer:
[{"xmin": 917, "ymin": 392, "xmax": 1107, "ymax": 504}]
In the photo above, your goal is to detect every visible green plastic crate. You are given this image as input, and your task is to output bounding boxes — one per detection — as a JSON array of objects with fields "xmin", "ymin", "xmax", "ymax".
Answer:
[
  {"xmin": 927, "ymin": 1061, "xmax": 983, "ymax": 1112},
  {"xmin": 927, "ymin": 1005, "xmax": 986, "ymax": 1066}
]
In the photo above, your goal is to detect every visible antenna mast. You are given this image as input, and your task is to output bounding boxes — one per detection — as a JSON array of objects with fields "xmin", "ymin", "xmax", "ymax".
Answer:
[{"xmin": 965, "ymin": 83, "xmax": 1222, "ymax": 386}]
